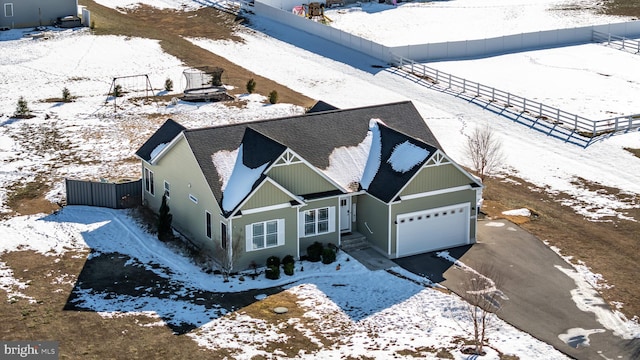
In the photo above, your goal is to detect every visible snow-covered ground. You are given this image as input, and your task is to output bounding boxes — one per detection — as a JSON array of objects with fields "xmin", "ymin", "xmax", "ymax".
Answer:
[
  {"xmin": 1, "ymin": 0, "xmax": 639, "ymax": 357},
  {"xmin": 0, "ymin": 206, "xmax": 577, "ymax": 359},
  {"xmin": 324, "ymin": 0, "xmax": 629, "ymax": 44}
]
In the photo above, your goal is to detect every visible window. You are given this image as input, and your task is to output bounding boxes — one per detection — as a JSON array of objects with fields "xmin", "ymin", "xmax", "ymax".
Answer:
[
  {"xmin": 245, "ymin": 219, "xmax": 284, "ymax": 251},
  {"xmin": 205, "ymin": 212, "xmax": 212, "ymax": 239},
  {"xmin": 144, "ymin": 168, "xmax": 154, "ymax": 196},
  {"xmin": 221, "ymin": 223, "xmax": 227, "ymax": 249},
  {"xmin": 164, "ymin": 181, "xmax": 170, "ymax": 198},
  {"xmin": 304, "ymin": 207, "xmax": 333, "ymax": 236},
  {"xmin": 4, "ymin": 3, "xmax": 13, "ymax": 17}
]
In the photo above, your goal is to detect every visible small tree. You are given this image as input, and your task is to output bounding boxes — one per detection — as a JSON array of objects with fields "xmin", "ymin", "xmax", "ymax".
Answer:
[
  {"xmin": 214, "ymin": 235, "xmax": 242, "ymax": 282},
  {"xmin": 465, "ymin": 123, "xmax": 504, "ymax": 181},
  {"xmin": 210, "ymin": 67, "xmax": 224, "ymax": 86},
  {"xmin": 460, "ymin": 265, "xmax": 505, "ymax": 355},
  {"xmin": 62, "ymin": 87, "xmax": 71, "ymax": 102},
  {"xmin": 164, "ymin": 78, "xmax": 174, "ymax": 92},
  {"xmin": 112, "ymin": 84, "xmax": 123, "ymax": 98},
  {"xmin": 268, "ymin": 90, "xmax": 278, "ymax": 104},
  {"xmin": 157, "ymin": 194, "xmax": 173, "ymax": 241},
  {"xmin": 14, "ymin": 96, "xmax": 30, "ymax": 117},
  {"xmin": 246, "ymin": 78, "xmax": 256, "ymax": 94}
]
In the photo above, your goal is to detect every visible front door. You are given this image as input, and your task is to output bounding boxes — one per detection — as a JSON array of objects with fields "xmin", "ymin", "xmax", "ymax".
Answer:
[{"xmin": 339, "ymin": 197, "xmax": 351, "ymax": 233}]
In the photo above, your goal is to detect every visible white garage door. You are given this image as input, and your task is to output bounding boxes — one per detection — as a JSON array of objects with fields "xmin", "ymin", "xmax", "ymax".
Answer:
[{"xmin": 396, "ymin": 203, "xmax": 470, "ymax": 257}]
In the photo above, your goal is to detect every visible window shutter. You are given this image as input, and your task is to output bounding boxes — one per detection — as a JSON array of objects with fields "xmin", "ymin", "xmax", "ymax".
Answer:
[
  {"xmin": 328, "ymin": 206, "xmax": 336, "ymax": 233},
  {"xmin": 277, "ymin": 219, "xmax": 285, "ymax": 246},
  {"xmin": 298, "ymin": 211, "xmax": 305, "ymax": 238},
  {"xmin": 245, "ymin": 224, "xmax": 253, "ymax": 251}
]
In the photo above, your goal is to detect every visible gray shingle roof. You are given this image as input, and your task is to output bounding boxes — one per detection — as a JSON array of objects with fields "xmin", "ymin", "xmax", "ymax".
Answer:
[
  {"xmin": 141, "ymin": 101, "xmax": 444, "ymax": 214},
  {"xmin": 135, "ymin": 119, "xmax": 186, "ymax": 162}
]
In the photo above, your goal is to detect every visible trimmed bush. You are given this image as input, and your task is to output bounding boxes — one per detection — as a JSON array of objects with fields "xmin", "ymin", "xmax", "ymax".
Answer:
[
  {"xmin": 246, "ymin": 78, "xmax": 256, "ymax": 94},
  {"xmin": 282, "ymin": 254, "xmax": 295, "ymax": 266},
  {"xmin": 265, "ymin": 265, "xmax": 280, "ymax": 280},
  {"xmin": 306, "ymin": 242, "xmax": 324, "ymax": 262},
  {"xmin": 283, "ymin": 262, "xmax": 295, "ymax": 276},
  {"xmin": 266, "ymin": 255, "xmax": 280, "ymax": 268},
  {"xmin": 268, "ymin": 90, "xmax": 278, "ymax": 104},
  {"xmin": 112, "ymin": 84, "xmax": 123, "ymax": 97},
  {"xmin": 322, "ymin": 247, "xmax": 336, "ymax": 264}
]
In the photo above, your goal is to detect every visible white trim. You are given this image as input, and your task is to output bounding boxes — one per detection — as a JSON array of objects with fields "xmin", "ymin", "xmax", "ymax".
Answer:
[
  {"xmin": 267, "ymin": 148, "xmax": 347, "ymax": 193},
  {"xmin": 230, "ymin": 177, "xmax": 303, "ymax": 218},
  {"xmin": 163, "ymin": 180, "xmax": 170, "ymax": 199},
  {"xmin": 299, "ymin": 206, "xmax": 336, "ymax": 238},
  {"xmin": 189, "ymin": 194, "xmax": 198, "ymax": 204},
  {"xmin": 149, "ymin": 132, "xmax": 184, "ymax": 165},
  {"xmin": 400, "ymin": 184, "xmax": 472, "ymax": 201},
  {"xmin": 144, "ymin": 167, "xmax": 155, "ymax": 196},
  {"xmin": 205, "ymin": 211, "xmax": 212, "ymax": 239},
  {"xmin": 4, "ymin": 3, "xmax": 13, "ymax": 17},
  {"xmin": 245, "ymin": 219, "xmax": 285, "ymax": 252},
  {"xmin": 242, "ymin": 202, "xmax": 291, "ymax": 215}
]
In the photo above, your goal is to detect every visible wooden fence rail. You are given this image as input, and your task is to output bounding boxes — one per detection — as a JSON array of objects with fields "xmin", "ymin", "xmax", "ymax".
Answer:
[{"xmin": 393, "ymin": 54, "xmax": 640, "ymax": 141}]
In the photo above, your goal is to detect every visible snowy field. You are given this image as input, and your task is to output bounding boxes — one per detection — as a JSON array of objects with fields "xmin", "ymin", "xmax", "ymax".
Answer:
[
  {"xmin": 325, "ymin": 0, "xmax": 629, "ymax": 44},
  {"xmin": 0, "ymin": 0, "xmax": 639, "ymax": 358},
  {"xmin": 0, "ymin": 206, "xmax": 579, "ymax": 359}
]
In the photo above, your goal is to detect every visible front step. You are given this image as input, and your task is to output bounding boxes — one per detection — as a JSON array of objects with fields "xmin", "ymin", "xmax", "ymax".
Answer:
[{"xmin": 340, "ymin": 232, "xmax": 369, "ymax": 252}]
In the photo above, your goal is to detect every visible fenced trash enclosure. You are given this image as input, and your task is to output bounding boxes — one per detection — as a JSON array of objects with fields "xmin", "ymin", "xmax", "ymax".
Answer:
[
  {"xmin": 65, "ymin": 179, "xmax": 142, "ymax": 209},
  {"xmin": 392, "ymin": 55, "xmax": 640, "ymax": 143}
]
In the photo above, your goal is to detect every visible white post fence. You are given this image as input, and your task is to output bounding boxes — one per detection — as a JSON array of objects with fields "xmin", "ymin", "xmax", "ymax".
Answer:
[{"xmin": 392, "ymin": 54, "xmax": 640, "ymax": 139}]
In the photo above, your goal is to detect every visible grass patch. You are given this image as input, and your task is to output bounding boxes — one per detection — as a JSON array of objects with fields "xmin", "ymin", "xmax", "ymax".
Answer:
[
  {"xmin": 4, "ymin": 177, "xmax": 60, "ymax": 218},
  {"xmin": 79, "ymin": 0, "xmax": 316, "ymax": 108},
  {"xmin": 624, "ymin": 147, "xmax": 640, "ymax": 159},
  {"xmin": 482, "ymin": 174, "xmax": 640, "ymax": 319},
  {"xmin": 603, "ymin": 0, "xmax": 640, "ymax": 17}
]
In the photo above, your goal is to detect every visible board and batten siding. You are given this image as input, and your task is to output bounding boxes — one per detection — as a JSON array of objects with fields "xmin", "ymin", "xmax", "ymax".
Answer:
[
  {"xmin": 143, "ymin": 137, "xmax": 221, "ymax": 250},
  {"xmin": 230, "ymin": 207, "xmax": 299, "ymax": 270},
  {"xmin": 267, "ymin": 162, "xmax": 338, "ymax": 196},
  {"xmin": 400, "ymin": 163, "xmax": 473, "ymax": 197},
  {"xmin": 355, "ymin": 194, "xmax": 389, "ymax": 254},
  {"xmin": 240, "ymin": 181, "xmax": 294, "ymax": 210},
  {"xmin": 390, "ymin": 189, "xmax": 478, "ymax": 255}
]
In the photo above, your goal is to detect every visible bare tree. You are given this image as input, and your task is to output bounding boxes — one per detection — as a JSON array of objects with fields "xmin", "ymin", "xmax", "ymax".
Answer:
[
  {"xmin": 213, "ymin": 235, "xmax": 243, "ymax": 282},
  {"xmin": 460, "ymin": 265, "xmax": 506, "ymax": 355},
  {"xmin": 465, "ymin": 123, "xmax": 505, "ymax": 181}
]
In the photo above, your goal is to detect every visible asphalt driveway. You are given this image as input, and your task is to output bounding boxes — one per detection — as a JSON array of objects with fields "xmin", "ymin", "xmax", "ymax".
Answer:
[{"xmin": 394, "ymin": 219, "xmax": 637, "ymax": 360}]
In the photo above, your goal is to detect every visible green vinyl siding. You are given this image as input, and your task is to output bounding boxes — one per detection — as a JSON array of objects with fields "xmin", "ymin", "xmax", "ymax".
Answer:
[
  {"xmin": 401, "ymin": 163, "xmax": 473, "ymax": 196},
  {"xmin": 355, "ymin": 194, "xmax": 389, "ymax": 254},
  {"xmin": 241, "ymin": 181, "xmax": 294, "ymax": 211},
  {"xmin": 390, "ymin": 189, "xmax": 478, "ymax": 255},
  {"xmin": 267, "ymin": 162, "xmax": 338, "ymax": 195},
  {"xmin": 230, "ymin": 207, "xmax": 299, "ymax": 270},
  {"xmin": 143, "ymin": 137, "xmax": 221, "ymax": 250}
]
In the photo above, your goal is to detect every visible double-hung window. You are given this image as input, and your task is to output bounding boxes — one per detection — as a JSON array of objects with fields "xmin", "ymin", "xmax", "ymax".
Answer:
[
  {"xmin": 245, "ymin": 219, "xmax": 284, "ymax": 251},
  {"xmin": 144, "ymin": 168, "xmax": 154, "ymax": 196},
  {"xmin": 164, "ymin": 181, "xmax": 170, "ymax": 198},
  {"xmin": 304, "ymin": 208, "xmax": 330, "ymax": 236},
  {"xmin": 205, "ymin": 211, "xmax": 212, "ymax": 239}
]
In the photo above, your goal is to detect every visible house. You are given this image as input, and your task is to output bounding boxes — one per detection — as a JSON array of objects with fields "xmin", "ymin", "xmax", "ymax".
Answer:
[
  {"xmin": 1, "ymin": 0, "xmax": 78, "ymax": 29},
  {"xmin": 135, "ymin": 101, "xmax": 483, "ymax": 270}
]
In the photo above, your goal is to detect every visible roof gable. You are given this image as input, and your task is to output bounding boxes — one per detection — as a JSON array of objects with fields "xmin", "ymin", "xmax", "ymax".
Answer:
[
  {"xmin": 364, "ymin": 120, "xmax": 438, "ymax": 203},
  {"xmin": 135, "ymin": 119, "xmax": 186, "ymax": 162},
  {"xmin": 150, "ymin": 101, "xmax": 446, "ymax": 214}
]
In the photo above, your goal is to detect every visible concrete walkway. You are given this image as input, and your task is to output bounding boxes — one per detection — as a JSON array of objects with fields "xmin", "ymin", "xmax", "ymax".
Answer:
[
  {"xmin": 342, "ymin": 246, "xmax": 397, "ymax": 271},
  {"xmin": 394, "ymin": 219, "xmax": 638, "ymax": 360}
]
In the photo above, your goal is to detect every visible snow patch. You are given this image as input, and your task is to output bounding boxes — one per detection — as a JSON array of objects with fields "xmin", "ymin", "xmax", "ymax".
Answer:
[
  {"xmin": 321, "ymin": 132, "xmax": 371, "ymax": 191},
  {"xmin": 387, "ymin": 141, "xmax": 429, "ymax": 173},
  {"xmin": 502, "ymin": 208, "xmax": 531, "ymax": 217},
  {"xmin": 360, "ymin": 119, "xmax": 382, "ymax": 190},
  {"xmin": 212, "ymin": 148, "xmax": 239, "ymax": 191},
  {"xmin": 221, "ymin": 144, "xmax": 269, "ymax": 212},
  {"xmin": 149, "ymin": 142, "xmax": 167, "ymax": 160}
]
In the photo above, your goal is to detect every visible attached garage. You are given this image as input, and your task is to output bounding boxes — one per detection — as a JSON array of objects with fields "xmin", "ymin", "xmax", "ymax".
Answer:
[{"xmin": 396, "ymin": 203, "xmax": 470, "ymax": 257}]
